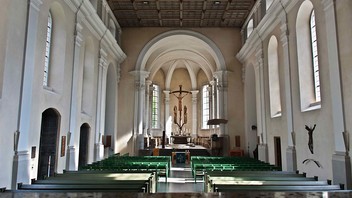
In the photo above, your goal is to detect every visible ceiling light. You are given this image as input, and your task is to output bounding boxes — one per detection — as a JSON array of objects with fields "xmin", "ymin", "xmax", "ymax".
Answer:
[
  {"xmin": 143, "ymin": 1, "xmax": 149, "ymax": 5},
  {"xmin": 214, "ymin": 1, "xmax": 220, "ymax": 5}
]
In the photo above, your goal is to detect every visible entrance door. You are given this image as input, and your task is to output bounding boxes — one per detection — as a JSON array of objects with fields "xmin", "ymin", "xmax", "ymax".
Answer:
[
  {"xmin": 78, "ymin": 123, "xmax": 90, "ymax": 168},
  {"xmin": 274, "ymin": 136, "xmax": 282, "ymax": 168},
  {"xmin": 38, "ymin": 108, "xmax": 60, "ymax": 179}
]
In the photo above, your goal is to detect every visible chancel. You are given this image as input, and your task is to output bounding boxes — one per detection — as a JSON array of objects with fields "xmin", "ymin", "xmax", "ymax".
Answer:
[{"xmin": 1, "ymin": 0, "xmax": 352, "ymax": 197}]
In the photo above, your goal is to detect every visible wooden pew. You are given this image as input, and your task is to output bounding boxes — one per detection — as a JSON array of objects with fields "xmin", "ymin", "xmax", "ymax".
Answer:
[
  {"xmin": 25, "ymin": 172, "xmax": 156, "ymax": 193},
  {"xmin": 213, "ymin": 184, "xmax": 342, "ymax": 192},
  {"xmin": 17, "ymin": 183, "xmax": 147, "ymax": 193}
]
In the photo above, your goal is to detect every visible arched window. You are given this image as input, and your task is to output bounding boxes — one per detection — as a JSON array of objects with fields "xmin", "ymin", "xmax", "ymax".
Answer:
[
  {"xmin": 310, "ymin": 10, "xmax": 321, "ymax": 102},
  {"xmin": 202, "ymin": 84, "xmax": 210, "ymax": 129},
  {"xmin": 43, "ymin": 12, "xmax": 52, "ymax": 86},
  {"xmin": 247, "ymin": 19, "xmax": 254, "ymax": 38},
  {"xmin": 296, "ymin": 1, "xmax": 321, "ymax": 111},
  {"xmin": 151, "ymin": 84, "xmax": 160, "ymax": 129},
  {"xmin": 268, "ymin": 36, "xmax": 281, "ymax": 117}
]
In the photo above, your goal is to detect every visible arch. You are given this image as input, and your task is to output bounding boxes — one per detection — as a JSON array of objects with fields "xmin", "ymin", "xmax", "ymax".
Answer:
[
  {"xmin": 45, "ymin": 2, "xmax": 67, "ymax": 93},
  {"xmin": 268, "ymin": 35, "xmax": 281, "ymax": 117},
  {"xmin": 296, "ymin": 0, "xmax": 321, "ymax": 111},
  {"xmin": 81, "ymin": 37, "xmax": 96, "ymax": 115},
  {"xmin": 136, "ymin": 29, "xmax": 226, "ymax": 73},
  {"xmin": 38, "ymin": 108, "xmax": 61, "ymax": 179},
  {"xmin": 78, "ymin": 123, "xmax": 90, "ymax": 168}
]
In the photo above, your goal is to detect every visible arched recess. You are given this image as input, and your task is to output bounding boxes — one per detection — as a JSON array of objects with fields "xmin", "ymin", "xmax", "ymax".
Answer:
[
  {"xmin": 268, "ymin": 35, "xmax": 281, "ymax": 117},
  {"xmin": 244, "ymin": 64, "xmax": 258, "ymax": 158},
  {"xmin": 296, "ymin": 0, "xmax": 321, "ymax": 111},
  {"xmin": 46, "ymin": 2, "xmax": 66, "ymax": 93},
  {"xmin": 105, "ymin": 63, "xmax": 117, "ymax": 155},
  {"xmin": 133, "ymin": 29, "xmax": 228, "ymax": 145},
  {"xmin": 78, "ymin": 123, "xmax": 90, "ymax": 168},
  {"xmin": 81, "ymin": 37, "xmax": 96, "ymax": 115},
  {"xmin": 38, "ymin": 108, "xmax": 61, "ymax": 179}
]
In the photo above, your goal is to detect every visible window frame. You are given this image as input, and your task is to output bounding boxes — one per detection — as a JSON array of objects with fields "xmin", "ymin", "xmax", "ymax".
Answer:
[
  {"xmin": 151, "ymin": 84, "xmax": 161, "ymax": 129},
  {"xmin": 201, "ymin": 84, "xmax": 210, "ymax": 130},
  {"xmin": 43, "ymin": 12, "xmax": 52, "ymax": 87},
  {"xmin": 309, "ymin": 10, "xmax": 321, "ymax": 103}
]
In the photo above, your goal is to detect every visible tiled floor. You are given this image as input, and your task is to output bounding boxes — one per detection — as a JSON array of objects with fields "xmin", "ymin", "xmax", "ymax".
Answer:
[{"xmin": 157, "ymin": 163, "xmax": 204, "ymax": 193}]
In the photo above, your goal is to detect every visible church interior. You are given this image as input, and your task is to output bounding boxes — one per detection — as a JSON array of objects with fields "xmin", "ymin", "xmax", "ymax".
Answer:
[{"xmin": 1, "ymin": 0, "xmax": 352, "ymax": 197}]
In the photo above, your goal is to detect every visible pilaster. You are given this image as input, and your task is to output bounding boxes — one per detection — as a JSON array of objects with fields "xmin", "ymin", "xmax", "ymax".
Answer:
[
  {"xmin": 280, "ymin": 13, "xmax": 297, "ymax": 171},
  {"xmin": 322, "ymin": 0, "xmax": 351, "ymax": 189},
  {"xmin": 164, "ymin": 90, "xmax": 172, "ymax": 139},
  {"xmin": 191, "ymin": 90, "xmax": 199, "ymax": 137},
  {"xmin": 66, "ymin": 22, "xmax": 84, "ymax": 170},
  {"xmin": 130, "ymin": 70, "xmax": 149, "ymax": 155},
  {"xmin": 16, "ymin": 0, "xmax": 43, "ymax": 186}
]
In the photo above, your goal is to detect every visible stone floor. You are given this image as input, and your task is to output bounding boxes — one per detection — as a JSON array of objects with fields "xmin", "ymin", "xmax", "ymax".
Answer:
[{"xmin": 157, "ymin": 163, "xmax": 204, "ymax": 193}]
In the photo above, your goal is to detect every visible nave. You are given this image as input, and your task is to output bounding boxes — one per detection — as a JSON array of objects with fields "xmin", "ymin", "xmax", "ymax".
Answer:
[{"xmin": 3, "ymin": 153, "xmax": 352, "ymax": 197}]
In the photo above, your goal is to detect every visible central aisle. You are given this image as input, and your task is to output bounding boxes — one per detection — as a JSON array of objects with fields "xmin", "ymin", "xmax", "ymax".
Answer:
[{"xmin": 157, "ymin": 163, "xmax": 204, "ymax": 193}]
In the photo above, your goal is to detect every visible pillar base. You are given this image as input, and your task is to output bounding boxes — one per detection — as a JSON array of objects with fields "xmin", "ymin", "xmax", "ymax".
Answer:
[
  {"xmin": 332, "ymin": 151, "xmax": 351, "ymax": 189},
  {"xmin": 12, "ymin": 150, "xmax": 30, "ymax": 189},
  {"xmin": 65, "ymin": 146, "xmax": 76, "ymax": 171},
  {"xmin": 286, "ymin": 146, "xmax": 297, "ymax": 172},
  {"xmin": 258, "ymin": 144, "xmax": 268, "ymax": 163},
  {"xmin": 94, "ymin": 143, "xmax": 104, "ymax": 161}
]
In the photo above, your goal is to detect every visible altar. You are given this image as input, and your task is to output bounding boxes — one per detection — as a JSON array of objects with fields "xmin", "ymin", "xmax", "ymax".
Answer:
[{"xmin": 171, "ymin": 136, "xmax": 191, "ymax": 144}]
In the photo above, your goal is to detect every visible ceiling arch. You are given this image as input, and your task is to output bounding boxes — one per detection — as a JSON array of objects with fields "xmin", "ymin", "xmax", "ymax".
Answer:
[{"xmin": 135, "ymin": 30, "xmax": 226, "ymax": 88}]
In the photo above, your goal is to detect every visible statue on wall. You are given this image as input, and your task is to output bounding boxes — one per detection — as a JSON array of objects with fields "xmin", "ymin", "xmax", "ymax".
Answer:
[{"xmin": 305, "ymin": 124, "xmax": 316, "ymax": 154}]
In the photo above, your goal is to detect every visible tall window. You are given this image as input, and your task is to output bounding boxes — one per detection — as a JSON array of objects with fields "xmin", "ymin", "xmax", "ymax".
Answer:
[
  {"xmin": 43, "ymin": 12, "xmax": 52, "ymax": 86},
  {"xmin": 310, "ymin": 10, "xmax": 321, "ymax": 102},
  {"xmin": 268, "ymin": 36, "xmax": 281, "ymax": 117},
  {"xmin": 202, "ymin": 85, "xmax": 210, "ymax": 129},
  {"xmin": 151, "ymin": 84, "xmax": 160, "ymax": 129},
  {"xmin": 296, "ymin": 1, "xmax": 321, "ymax": 111}
]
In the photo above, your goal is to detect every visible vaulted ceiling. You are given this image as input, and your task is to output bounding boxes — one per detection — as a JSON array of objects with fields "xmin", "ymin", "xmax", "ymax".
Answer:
[{"xmin": 107, "ymin": 0, "xmax": 256, "ymax": 28}]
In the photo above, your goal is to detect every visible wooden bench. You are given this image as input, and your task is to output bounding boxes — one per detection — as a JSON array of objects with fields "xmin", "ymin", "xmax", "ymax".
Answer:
[
  {"xmin": 17, "ymin": 183, "xmax": 148, "ymax": 193},
  {"xmin": 27, "ymin": 172, "xmax": 156, "ymax": 193},
  {"xmin": 213, "ymin": 184, "xmax": 342, "ymax": 192}
]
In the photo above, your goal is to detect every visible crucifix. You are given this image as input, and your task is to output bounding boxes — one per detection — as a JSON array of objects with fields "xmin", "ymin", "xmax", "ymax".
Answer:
[{"xmin": 170, "ymin": 85, "xmax": 191, "ymax": 136}]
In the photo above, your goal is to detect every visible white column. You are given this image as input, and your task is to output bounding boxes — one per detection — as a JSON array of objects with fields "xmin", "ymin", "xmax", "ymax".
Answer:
[
  {"xmin": 214, "ymin": 71, "xmax": 229, "ymax": 156},
  {"xmin": 322, "ymin": 0, "xmax": 351, "ymax": 189},
  {"xmin": 130, "ymin": 71, "xmax": 149, "ymax": 155},
  {"xmin": 145, "ymin": 80, "xmax": 152, "ymax": 138},
  {"xmin": 94, "ymin": 49, "xmax": 108, "ymax": 161},
  {"xmin": 66, "ymin": 22, "xmax": 84, "ymax": 170},
  {"xmin": 255, "ymin": 46, "xmax": 268, "ymax": 163},
  {"xmin": 280, "ymin": 15, "xmax": 297, "ymax": 172},
  {"xmin": 213, "ymin": 71, "xmax": 229, "ymax": 136},
  {"xmin": 15, "ymin": 0, "xmax": 43, "ymax": 187},
  {"xmin": 164, "ymin": 90, "xmax": 172, "ymax": 140},
  {"xmin": 191, "ymin": 90, "xmax": 199, "ymax": 137}
]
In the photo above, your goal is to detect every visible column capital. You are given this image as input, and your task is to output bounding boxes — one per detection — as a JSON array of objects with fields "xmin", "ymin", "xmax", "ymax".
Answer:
[
  {"xmin": 146, "ymin": 80, "xmax": 153, "ymax": 86},
  {"xmin": 191, "ymin": 90, "xmax": 199, "ymax": 96},
  {"xmin": 130, "ymin": 70, "xmax": 150, "ymax": 81}
]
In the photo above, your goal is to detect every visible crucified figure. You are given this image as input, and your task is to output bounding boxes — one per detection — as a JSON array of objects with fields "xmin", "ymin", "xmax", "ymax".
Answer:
[
  {"xmin": 305, "ymin": 124, "xmax": 316, "ymax": 154},
  {"xmin": 170, "ymin": 85, "xmax": 190, "ymax": 135}
]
